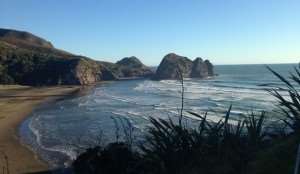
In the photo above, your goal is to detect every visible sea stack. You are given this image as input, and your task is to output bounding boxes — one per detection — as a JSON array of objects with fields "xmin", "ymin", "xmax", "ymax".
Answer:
[{"xmin": 153, "ymin": 53, "xmax": 214, "ymax": 80}]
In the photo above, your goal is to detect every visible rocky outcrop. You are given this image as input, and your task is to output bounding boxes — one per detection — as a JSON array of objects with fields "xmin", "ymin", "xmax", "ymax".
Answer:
[
  {"xmin": 154, "ymin": 53, "xmax": 192, "ymax": 80},
  {"xmin": 154, "ymin": 53, "xmax": 214, "ymax": 80},
  {"xmin": 115, "ymin": 56, "xmax": 154, "ymax": 78}
]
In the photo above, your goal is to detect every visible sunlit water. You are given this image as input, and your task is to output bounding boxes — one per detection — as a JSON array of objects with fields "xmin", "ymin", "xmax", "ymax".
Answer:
[{"xmin": 19, "ymin": 64, "xmax": 297, "ymax": 167}]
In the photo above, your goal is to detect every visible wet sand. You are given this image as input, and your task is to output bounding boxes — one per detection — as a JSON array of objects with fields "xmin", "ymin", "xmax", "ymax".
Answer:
[{"xmin": 0, "ymin": 85, "xmax": 80, "ymax": 174}]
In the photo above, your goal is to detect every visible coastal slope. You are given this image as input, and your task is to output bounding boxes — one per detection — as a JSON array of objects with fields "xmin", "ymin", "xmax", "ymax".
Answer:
[{"xmin": 0, "ymin": 28, "xmax": 153, "ymax": 85}]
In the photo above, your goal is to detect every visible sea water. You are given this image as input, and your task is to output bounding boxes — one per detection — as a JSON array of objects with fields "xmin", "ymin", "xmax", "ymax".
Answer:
[{"xmin": 19, "ymin": 63, "xmax": 298, "ymax": 167}]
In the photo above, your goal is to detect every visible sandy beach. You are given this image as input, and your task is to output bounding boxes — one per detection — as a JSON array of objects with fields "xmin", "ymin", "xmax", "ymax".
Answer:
[{"xmin": 0, "ymin": 85, "xmax": 80, "ymax": 174}]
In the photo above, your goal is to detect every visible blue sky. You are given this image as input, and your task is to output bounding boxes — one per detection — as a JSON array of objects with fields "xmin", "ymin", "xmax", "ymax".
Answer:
[{"xmin": 0, "ymin": 0, "xmax": 299, "ymax": 65}]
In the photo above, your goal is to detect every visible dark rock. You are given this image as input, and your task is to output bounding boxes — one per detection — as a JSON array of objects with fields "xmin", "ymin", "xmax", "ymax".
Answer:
[
  {"xmin": 205, "ymin": 60, "xmax": 214, "ymax": 76},
  {"xmin": 191, "ymin": 57, "xmax": 214, "ymax": 78},
  {"xmin": 154, "ymin": 53, "xmax": 214, "ymax": 80}
]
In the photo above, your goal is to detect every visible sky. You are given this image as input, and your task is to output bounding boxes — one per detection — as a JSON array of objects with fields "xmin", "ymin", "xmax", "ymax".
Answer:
[{"xmin": 0, "ymin": 0, "xmax": 299, "ymax": 65}]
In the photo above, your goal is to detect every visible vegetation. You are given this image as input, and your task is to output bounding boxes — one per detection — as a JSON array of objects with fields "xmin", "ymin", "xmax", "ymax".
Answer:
[
  {"xmin": 0, "ymin": 41, "xmax": 67, "ymax": 85},
  {"xmin": 71, "ymin": 65, "xmax": 300, "ymax": 174},
  {"xmin": 267, "ymin": 65, "xmax": 300, "ymax": 132}
]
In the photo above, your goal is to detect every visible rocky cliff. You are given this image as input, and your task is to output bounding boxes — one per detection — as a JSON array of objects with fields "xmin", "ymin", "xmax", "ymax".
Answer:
[
  {"xmin": 0, "ymin": 29, "xmax": 118, "ymax": 85},
  {"xmin": 0, "ymin": 28, "xmax": 152, "ymax": 85},
  {"xmin": 154, "ymin": 53, "xmax": 214, "ymax": 80}
]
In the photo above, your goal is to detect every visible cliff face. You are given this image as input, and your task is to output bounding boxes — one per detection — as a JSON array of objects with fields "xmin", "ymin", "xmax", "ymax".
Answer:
[
  {"xmin": 154, "ymin": 53, "xmax": 214, "ymax": 80},
  {"xmin": 0, "ymin": 42, "xmax": 106, "ymax": 85},
  {"xmin": 59, "ymin": 58, "xmax": 101, "ymax": 85}
]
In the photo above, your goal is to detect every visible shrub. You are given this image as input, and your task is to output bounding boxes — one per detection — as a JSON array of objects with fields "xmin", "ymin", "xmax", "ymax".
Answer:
[
  {"xmin": 140, "ymin": 108, "xmax": 267, "ymax": 174},
  {"xmin": 73, "ymin": 142, "xmax": 142, "ymax": 174}
]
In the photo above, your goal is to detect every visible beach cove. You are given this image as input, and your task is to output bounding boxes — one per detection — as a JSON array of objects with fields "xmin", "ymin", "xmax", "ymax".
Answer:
[{"xmin": 0, "ymin": 85, "xmax": 80, "ymax": 174}]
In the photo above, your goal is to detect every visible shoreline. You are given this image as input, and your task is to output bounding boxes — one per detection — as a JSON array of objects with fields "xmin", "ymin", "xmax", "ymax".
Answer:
[{"xmin": 0, "ymin": 85, "xmax": 81, "ymax": 174}]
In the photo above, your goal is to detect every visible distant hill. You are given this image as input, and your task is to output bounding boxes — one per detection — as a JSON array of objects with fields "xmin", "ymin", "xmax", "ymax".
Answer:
[
  {"xmin": 115, "ymin": 56, "xmax": 154, "ymax": 78},
  {"xmin": 0, "ymin": 28, "xmax": 53, "ymax": 49},
  {"xmin": 0, "ymin": 28, "xmax": 153, "ymax": 85}
]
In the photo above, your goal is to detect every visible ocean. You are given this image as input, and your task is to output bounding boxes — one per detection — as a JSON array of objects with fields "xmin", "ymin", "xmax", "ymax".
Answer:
[{"xmin": 19, "ymin": 63, "xmax": 297, "ymax": 167}]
